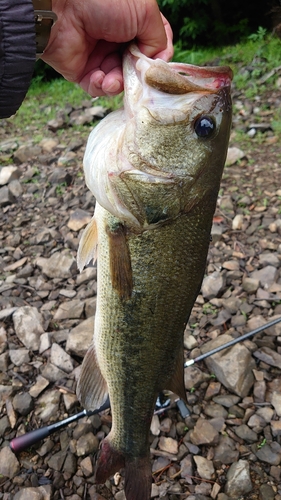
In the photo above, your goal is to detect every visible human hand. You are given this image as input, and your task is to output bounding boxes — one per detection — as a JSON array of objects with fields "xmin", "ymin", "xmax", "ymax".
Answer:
[{"xmin": 42, "ymin": 0, "xmax": 173, "ymax": 97}]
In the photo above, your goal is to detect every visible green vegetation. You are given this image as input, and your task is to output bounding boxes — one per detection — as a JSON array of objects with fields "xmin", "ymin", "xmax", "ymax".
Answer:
[{"xmin": 4, "ymin": 30, "xmax": 281, "ymax": 139}]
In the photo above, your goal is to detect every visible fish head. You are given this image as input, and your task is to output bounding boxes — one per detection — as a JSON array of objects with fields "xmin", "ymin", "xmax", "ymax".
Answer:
[{"xmin": 123, "ymin": 44, "xmax": 232, "ymax": 208}]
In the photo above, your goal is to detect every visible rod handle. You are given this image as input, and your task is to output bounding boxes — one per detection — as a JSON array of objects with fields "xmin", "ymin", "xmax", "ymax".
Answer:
[{"xmin": 10, "ymin": 426, "xmax": 51, "ymax": 454}]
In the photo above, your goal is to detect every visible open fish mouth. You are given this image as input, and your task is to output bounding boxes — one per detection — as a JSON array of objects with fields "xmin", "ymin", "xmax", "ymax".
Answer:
[{"xmin": 125, "ymin": 44, "xmax": 232, "ymax": 99}]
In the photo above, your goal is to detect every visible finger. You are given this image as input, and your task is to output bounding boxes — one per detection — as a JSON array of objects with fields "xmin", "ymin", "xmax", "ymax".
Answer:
[
  {"xmin": 136, "ymin": 1, "xmax": 169, "ymax": 59},
  {"xmin": 153, "ymin": 15, "xmax": 174, "ymax": 62}
]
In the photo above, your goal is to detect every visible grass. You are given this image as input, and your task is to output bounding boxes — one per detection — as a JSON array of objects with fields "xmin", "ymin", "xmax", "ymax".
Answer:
[{"xmin": 2, "ymin": 29, "xmax": 281, "ymax": 135}]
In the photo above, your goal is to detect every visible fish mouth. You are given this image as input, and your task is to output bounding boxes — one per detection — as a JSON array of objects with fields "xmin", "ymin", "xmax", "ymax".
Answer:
[{"xmin": 125, "ymin": 44, "xmax": 232, "ymax": 97}]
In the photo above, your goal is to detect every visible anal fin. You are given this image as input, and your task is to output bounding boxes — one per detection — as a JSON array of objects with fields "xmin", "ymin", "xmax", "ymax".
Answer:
[
  {"xmin": 165, "ymin": 345, "xmax": 187, "ymax": 402},
  {"xmin": 106, "ymin": 223, "xmax": 133, "ymax": 300},
  {"xmin": 76, "ymin": 343, "xmax": 108, "ymax": 411},
  {"xmin": 77, "ymin": 216, "xmax": 98, "ymax": 272}
]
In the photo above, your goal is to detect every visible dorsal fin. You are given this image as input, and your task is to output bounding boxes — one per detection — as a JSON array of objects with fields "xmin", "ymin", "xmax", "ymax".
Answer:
[{"xmin": 77, "ymin": 217, "xmax": 98, "ymax": 272}]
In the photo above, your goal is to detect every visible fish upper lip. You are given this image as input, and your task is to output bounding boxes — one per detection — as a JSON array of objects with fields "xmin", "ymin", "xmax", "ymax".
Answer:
[{"xmin": 127, "ymin": 44, "xmax": 233, "ymax": 95}]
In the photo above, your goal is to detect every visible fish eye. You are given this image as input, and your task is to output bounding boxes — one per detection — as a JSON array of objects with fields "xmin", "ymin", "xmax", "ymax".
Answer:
[{"xmin": 194, "ymin": 115, "xmax": 216, "ymax": 138}]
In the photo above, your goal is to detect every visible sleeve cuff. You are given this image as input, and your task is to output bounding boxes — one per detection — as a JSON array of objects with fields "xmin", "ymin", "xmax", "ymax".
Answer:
[{"xmin": 0, "ymin": 0, "xmax": 36, "ymax": 118}]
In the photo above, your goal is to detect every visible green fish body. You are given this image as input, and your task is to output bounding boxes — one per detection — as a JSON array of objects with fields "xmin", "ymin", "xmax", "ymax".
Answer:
[{"xmin": 77, "ymin": 44, "xmax": 232, "ymax": 500}]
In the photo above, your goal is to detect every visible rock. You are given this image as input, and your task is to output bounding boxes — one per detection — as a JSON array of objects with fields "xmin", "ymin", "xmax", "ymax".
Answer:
[
  {"xmin": 36, "ymin": 250, "xmax": 76, "ymax": 279},
  {"xmin": 76, "ymin": 432, "xmax": 99, "ymax": 456},
  {"xmin": 9, "ymin": 179, "xmax": 23, "ymax": 197},
  {"xmin": 253, "ymin": 347, "xmax": 281, "ymax": 368},
  {"xmin": 59, "ymin": 288, "xmax": 77, "ymax": 298},
  {"xmin": 39, "ymin": 332, "xmax": 51, "ymax": 354},
  {"xmin": 190, "ymin": 418, "xmax": 219, "ymax": 446},
  {"xmin": 214, "ymin": 435, "xmax": 239, "ymax": 465},
  {"xmin": 13, "ymin": 392, "xmax": 34, "ymax": 415},
  {"xmin": 13, "ymin": 488, "xmax": 46, "ymax": 500},
  {"xmin": 204, "ymin": 403, "xmax": 228, "ymax": 419},
  {"xmin": 271, "ymin": 391, "xmax": 281, "ymax": 416},
  {"xmin": 0, "ymin": 184, "xmax": 15, "ymax": 205},
  {"xmin": 76, "ymin": 266, "xmax": 97, "ymax": 285},
  {"xmin": 232, "ymin": 214, "xmax": 243, "ymax": 230},
  {"xmin": 150, "ymin": 414, "xmax": 160, "ymax": 436},
  {"xmin": 47, "ymin": 450, "xmax": 67, "ymax": 471},
  {"xmin": 250, "ymin": 265, "xmax": 278, "ymax": 288},
  {"xmin": 63, "ymin": 453, "xmax": 77, "ymax": 475},
  {"xmin": 271, "ymin": 420, "xmax": 281, "ymax": 436},
  {"xmin": 212, "ymin": 394, "xmax": 240, "ymax": 408},
  {"xmin": 53, "ymin": 299, "xmax": 84, "ymax": 320},
  {"xmin": 253, "ymin": 442, "xmax": 281, "ymax": 465},
  {"xmin": 9, "ymin": 348, "xmax": 30, "ymax": 366},
  {"xmin": 234, "ymin": 424, "xmax": 258, "ymax": 442},
  {"xmin": 67, "ymin": 209, "xmax": 92, "ymax": 231},
  {"xmin": 259, "ymin": 252, "xmax": 280, "ymax": 267},
  {"xmin": 180, "ymin": 455, "xmax": 193, "ymax": 483},
  {"xmin": 0, "ymin": 351, "xmax": 9, "ymax": 371},
  {"xmin": 158, "ymin": 436, "xmax": 178, "ymax": 455},
  {"xmin": 29, "ymin": 375, "xmax": 50, "ymax": 398},
  {"xmin": 66, "ymin": 316, "xmax": 94, "ymax": 357},
  {"xmin": 0, "ymin": 165, "xmax": 21, "ymax": 185},
  {"xmin": 41, "ymin": 362, "xmax": 68, "ymax": 382},
  {"xmin": 224, "ymin": 460, "xmax": 252, "ymax": 498},
  {"xmin": 259, "ymin": 484, "xmax": 275, "ymax": 500},
  {"xmin": 0, "ymin": 445, "xmax": 20, "ymax": 478},
  {"xmin": 35, "ymin": 389, "xmax": 61, "ymax": 422},
  {"xmin": 50, "ymin": 343, "xmax": 74, "ymax": 373},
  {"xmin": 201, "ymin": 271, "xmax": 225, "ymax": 299},
  {"xmin": 225, "ymin": 147, "xmax": 245, "ymax": 166},
  {"xmin": 184, "ymin": 365, "xmax": 210, "ymax": 390},
  {"xmin": 194, "ymin": 455, "xmax": 214, "ymax": 480},
  {"xmin": 80, "ymin": 456, "xmax": 94, "ymax": 477},
  {"xmin": 242, "ymin": 277, "xmax": 260, "ymax": 293},
  {"xmin": 13, "ymin": 306, "xmax": 44, "ymax": 350},
  {"xmin": 14, "ymin": 143, "xmax": 41, "ymax": 162},
  {"xmin": 200, "ymin": 334, "xmax": 255, "ymax": 397},
  {"xmin": 39, "ymin": 137, "xmax": 58, "ymax": 152}
]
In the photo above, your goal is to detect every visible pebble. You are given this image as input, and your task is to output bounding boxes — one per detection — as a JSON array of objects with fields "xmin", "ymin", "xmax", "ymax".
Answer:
[
  {"xmin": 13, "ymin": 306, "xmax": 44, "ymax": 350},
  {"xmin": 190, "ymin": 418, "xmax": 219, "ymax": 446},
  {"xmin": 66, "ymin": 316, "xmax": 95, "ymax": 357},
  {"xmin": 158, "ymin": 436, "xmax": 178, "ymax": 454},
  {"xmin": 13, "ymin": 392, "xmax": 34, "ymax": 415},
  {"xmin": 36, "ymin": 250, "xmax": 76, "ymax": 279},
  {"xmin": 201, "ymin": 271, "xmax": 225, "ymax": 299},
  {"xmin": 224, "ymin": 460, "xmax": 252, "ymax": 497},
  {"xmin": 194, "ymin": 455, "xmax": 214, "ymax": 479},
  {"xmin": 200, "ymin": 334, "xmax": 255, "ymax": 397},
  {"xmin": 271, "ymin": 391, "xmax": 281, "ymax": 416},
  {"xmin": 50, "ymin": 342, "xmax": 74, "ymax": 373},
  {"xmin": 76, "ymin": 432, "xmax": 99, "ymax": 456},
  {"xmin": 0, "ymin": 445, "xmax": 20, "ymax": 478}
]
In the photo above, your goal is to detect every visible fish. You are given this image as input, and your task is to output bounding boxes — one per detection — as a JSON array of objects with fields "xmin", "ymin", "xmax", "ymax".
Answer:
[{"xmin": 76, "ymin": 44, "xmax": 232, "ymax": 500}]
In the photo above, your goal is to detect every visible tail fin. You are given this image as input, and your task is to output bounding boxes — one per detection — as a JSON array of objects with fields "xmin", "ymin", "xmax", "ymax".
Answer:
[
  {"xmin": 125, "ymin": 457, "xmax": 152, "ymax": 500},
  {"xmin": 95, "ymin": 437, "xmax": 152, "ymax": 500}
]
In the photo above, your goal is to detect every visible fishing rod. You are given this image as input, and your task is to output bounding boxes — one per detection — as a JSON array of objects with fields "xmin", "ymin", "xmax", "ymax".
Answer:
[{"xmin": 10, "ymin": 315, "xmax": 281, "ymax": 454}]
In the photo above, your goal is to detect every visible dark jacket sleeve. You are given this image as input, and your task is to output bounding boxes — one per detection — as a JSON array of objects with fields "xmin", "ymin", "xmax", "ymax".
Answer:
[{"xmin": 0, "ymin": 0, "xmax": 36, "ymax": 118}]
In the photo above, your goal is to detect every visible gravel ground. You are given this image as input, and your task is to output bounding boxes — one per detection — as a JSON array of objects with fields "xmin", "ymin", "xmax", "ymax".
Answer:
[{"xmin": 0, "ymin": 67, "xmax": 281, "ymax": 500}]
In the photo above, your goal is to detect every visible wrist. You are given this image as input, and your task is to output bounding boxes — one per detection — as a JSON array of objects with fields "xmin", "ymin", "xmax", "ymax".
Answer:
[{"xmin": 33, "ymin": 0, "xmax": 64, "ymax": 58}]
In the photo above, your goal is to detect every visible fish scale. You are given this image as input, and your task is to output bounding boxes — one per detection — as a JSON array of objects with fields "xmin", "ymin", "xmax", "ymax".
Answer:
[{"xmin": 76, "ymin": 43, "xmax": 232, "ymax": 500}]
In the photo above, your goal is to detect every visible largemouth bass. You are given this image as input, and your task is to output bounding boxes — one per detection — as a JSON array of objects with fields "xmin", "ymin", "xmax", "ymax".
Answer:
[{"xmin": 76, "ymin": 44, "xmax": 232, "ymax": 500}]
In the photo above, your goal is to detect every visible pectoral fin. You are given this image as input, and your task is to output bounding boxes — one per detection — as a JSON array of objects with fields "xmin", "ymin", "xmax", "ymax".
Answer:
[
  {"xmin": 77, "ymin": 217, "xmax": 98, "ymax": 272},
  {"xmin": 76, "ymin": 343, "xmax": 108, "ymax": 410},
  {"xmin": 106, "ymin": 224, "xmax": 133, "ymax": 301},
  {"xmin": 166, "ymin": 345, "xmax": 187, "ymax": 402}
]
